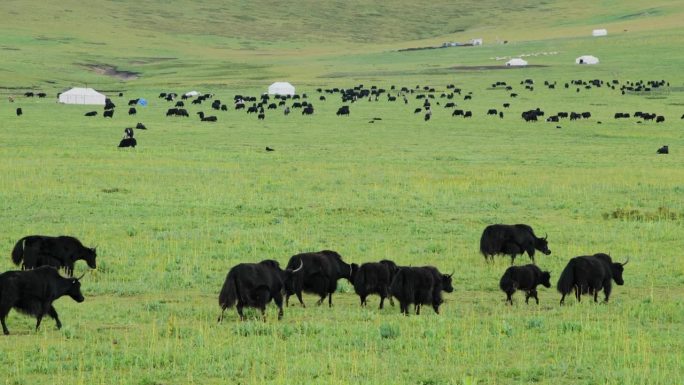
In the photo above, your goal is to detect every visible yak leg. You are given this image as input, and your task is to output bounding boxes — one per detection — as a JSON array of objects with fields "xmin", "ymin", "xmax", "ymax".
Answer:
[
  {"xmin": 507, "ymin": 291, "xmax": 514, "ymax": 305},
  {"xmin": 273, "ymin": 293, "xmax": 284, "ymax": 320},
  {"xmin": 295, "ymin": 291, "xmax": 306, "ymax": 308},
  {"xmin": 218, "ymin": 307, "xmax": 227, "ymax": 323},
  {"xmin": 360, "ymin": 295, "xmax": 367, "ymax": 307},
  {"xmin": 1, "ymin": 316, "xmax": 8, "ymax": 335},
  {"xmin": 0, "ymin": 305, "xmax": 10, "ymax": 335},
  {"xmin": 559, "ymin": 294, "xmax": 565, "ymax": 305},
  {"xmin": 379, "ymin": 295, "xmax": 385, "ymax": 310},
  {"xmin": 47, "ymin": 306, "xmax": 62, "ymax": 329},
  {"xmin": 415, "ymin": 304, "xmax": 421, "ymax": 315},
  {"xmin": 400, "ymin": 302, "xmax": 409, "ymax": 316},
  {"xmin": 35, "ymin": 314, "xmax": 44, "ymax": 331},
  {"xmin": 510, "ymin": 254, "xmax": 516, "ymax": 265},
  {"xmin": 432, "ymin": 302, "xmax": 441, "ymax": 314},
  {"xmin": 236, "ymin": 303, "xmax": 245, "ymax": 321},
  {"xmin": 328, "ymin": 293, "xmax": 333, "ymax": 307}
]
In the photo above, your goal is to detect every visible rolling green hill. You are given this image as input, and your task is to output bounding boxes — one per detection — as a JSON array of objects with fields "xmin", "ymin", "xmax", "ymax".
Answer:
[{"xmin": 0, "ymin": 0, "xmax": 683, "ymax": 89}]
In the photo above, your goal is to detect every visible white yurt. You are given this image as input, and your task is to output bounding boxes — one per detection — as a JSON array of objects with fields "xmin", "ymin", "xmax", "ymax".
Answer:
[
  {"xmin": 576, "ymin": 55, "xmax": 599, "ymax": 65},
  {"xmin": 58, "ymin": 87, "xmax": 106, "ymax": 105},
  {"xmin": 184, "ymin": 90, "xmax": 200, "ymax": 97},
  {"xmin": 505, "ymin": 58, "xmax": 528, "ymax": 67},
  {"xmin": 268, "ymin": 82, "xmax": 295, "ymax": 96},
  {"xmin": 592, "ymin": 29, "xmax": 608, "ymax": 37}
]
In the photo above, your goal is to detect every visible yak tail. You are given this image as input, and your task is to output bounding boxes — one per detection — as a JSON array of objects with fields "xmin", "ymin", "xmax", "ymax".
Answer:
[
  {"xmin": 11, "ymin": 236, "xmax": 31, "ymax": 266},
  {"xmin": 557, "ymin": 259, "xmax": 576, "ymax": 294},
  {"xmin": 219, "ymin": 271, "xmax": 238, "ymax": 310}
]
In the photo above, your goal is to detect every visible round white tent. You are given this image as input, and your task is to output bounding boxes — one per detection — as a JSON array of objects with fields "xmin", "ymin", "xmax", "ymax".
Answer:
[
  {"xmin": 505, "ymin": 58, "xmax": 528, "ymax": 67},
  {"xmin": 58, "ymin": 87, "xmax": 106, "ymax": 105},
  {"xmin": 592, "ymin": 29, "xmax": 608, "ymax": 37},
  {"xmin": 184, "ymin": 91, "xmax": 200, "ymax": 97},
  {"xmin": 268, "ymin": 82, "xmax": 295, "ymax": 96},
  {"xmin": 576, "ymin": 55, "xmax": 599, "ymax": 65}
]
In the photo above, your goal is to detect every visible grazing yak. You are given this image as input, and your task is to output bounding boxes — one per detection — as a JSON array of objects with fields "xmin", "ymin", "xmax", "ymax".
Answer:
[
  {"xmin": 118, "ymin": 138, "xmax": 137, "ymax": 148},
  {"xmin": 103, "ymin": 110, "xmax": 114, "ymax": 118},
  {"xmin": 0, "ymin": 266, "xmax": 85, "ymax": 335},
  {"xmin": 197, "ymin": 111, "xmax": 217, "ymax": 122},
  {"xmin": 128, "ymin": 107, "xmax": 137, "ymax": 115},
  {"xmin": 352, "ymin": 260, "xmax": 398, "ymax": 309},
  {"xmin": 218, "ymin": 259, "xmax": 303, "ymax": 321},
  {"xmin": 302, "ymin": 105, "xmax": 314, "ymax": 115},
  {"xmin": 84, "ymin": 111, "xmax": 97, "ymax": 117},
  {"xmin": 336, "ymin": 106, "xmax": 350, "ymax": 116},
  {"xmin": 480, "ymin": 224, "xmax": 551, "ymax": 264},
  {"xmin": 11, "ymin": 235, "xmax": 97, "ymax": 276},
  {"xmin": 389, "ymin": 266, "xmax": 453, "ymax": 315},
  {"xmin": 136, "ymin": 122, "xmax": 147, "ymax": 130},
  {"xmin": 16, "ymin": 108, "xmax": 22, "ymax": 116},
  {"xmin": 557, "ymin": 253, "xmax": 628, "ymax": 305},
  {"xmin": 499, "ymin": 264, "xmax": 551, "ymax": 304},
  {"xmin": 657, "ymin": 145, "xmax": 669, "ymax": 154},
  {"xmin": 284, "ymin": 250, "xmax": 355, "ymax": 307}
]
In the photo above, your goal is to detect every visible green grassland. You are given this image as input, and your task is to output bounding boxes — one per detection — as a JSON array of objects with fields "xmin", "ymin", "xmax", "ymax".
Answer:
[{"xmin": 1, "ymin": 1, "xmax": 684, "ymax": 385}]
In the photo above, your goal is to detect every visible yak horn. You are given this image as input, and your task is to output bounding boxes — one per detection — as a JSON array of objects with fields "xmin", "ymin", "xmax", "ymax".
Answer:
[
  {"xmin": 291, "ymin": 259, "xmax": 304, "ymax": 273},
  {"xmin": 544, "ymin": 233, "xmax": 548, "ymax": 240},
  {"xmin": 76, "ymin": 271, "xmax": 87, "ymax": 280},
  {"xmin": 622, "ymin": 257, "xmax": 630, "ymax": 266},
  {"xmin": 447, "ymin": 270, "xmax": 454, "ymax": 278}
]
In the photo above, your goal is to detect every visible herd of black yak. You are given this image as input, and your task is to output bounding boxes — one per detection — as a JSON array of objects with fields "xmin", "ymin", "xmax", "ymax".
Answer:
[
  {"xmin": 1, "ymin": 225, "xmax": 630, "ymax": 334},
  {"xmin": 12, "ymin": 78, "xmax": 680, "ymax": 153}
]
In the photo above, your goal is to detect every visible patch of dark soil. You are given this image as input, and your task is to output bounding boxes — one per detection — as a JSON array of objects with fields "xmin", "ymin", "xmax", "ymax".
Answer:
[{"xmin": 82, "ymin": 64, "xmax": 140, "ymax": 80}]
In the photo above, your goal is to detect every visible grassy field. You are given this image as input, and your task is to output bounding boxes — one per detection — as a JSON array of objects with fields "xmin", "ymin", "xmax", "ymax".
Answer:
[{"xmin": 1, "ymin": 1, "xmax": 684, "ymax": 385}]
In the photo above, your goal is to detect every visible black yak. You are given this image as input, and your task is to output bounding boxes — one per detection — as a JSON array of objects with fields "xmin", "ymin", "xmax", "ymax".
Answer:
[
  {"xmin": 557, "ymin": 253, "xmax": 628, "ymax": 305},
  {"xmin": 84, "ymin": 111, "xmax": 97, "ymax": 117},
  {"xmin": 218, "ymin": 259, "xmax": 303, "ymax": 321},
  {"xmin": 0, "ymin": 266, "xmax": 85, "ymax": 335},
  {"xmin": 657, "ymin": 145, "xmax": 669, "ymax": 154},
  {"xmin": 499, "ymin": 264, "xmax": 551, "ymax": 304},
  {"xmin": 118, "ymin": 138, "xmax": 137, "ymax": 148},
  {"xmin": 352, "ymin": 260, "xmax": 398, "ymax": 309},
  {"xmin": 16, "ymin": 108, "xmax": 22, "ymax": 116},
  {"xmin": 389, "ymin": 266, "xmax": 453, "ymax": 315},
  {"xmin": 11, "ymin": 235, "xmax": 97, "ymax": 276},
  {"xmin": 284, "ymin": 250, "xmax": 355, "ymax": 307},
  {"xmin": 336, "ymin": 106, "xmax": 350, "ymax": 116},
  {"xmin": 480, "ymin": 224, "xmax": 551, "ymax": 264}
]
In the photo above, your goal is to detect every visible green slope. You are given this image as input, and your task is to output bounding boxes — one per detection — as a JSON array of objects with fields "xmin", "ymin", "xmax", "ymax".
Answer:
[{"xmin": 0, "ymin": 0, "xmax": 682, "ymax": 89}]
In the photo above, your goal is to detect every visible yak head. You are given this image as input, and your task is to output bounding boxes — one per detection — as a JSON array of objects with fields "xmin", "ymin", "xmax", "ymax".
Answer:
[
  {"xmin": 349, "ymin": 263, "xmax": 360, "ymax": 283},
  {"xmin": 535, "ymin": 234, "xmax": 551, "ymax": 255},
  {"xmin": 82, "ymin": 246, "xmax": 97, "ymax": 269},
  {"xmin": 539, "ymin": 271, "xmax": 552, "ymax": 288},
  {"xmin": 282, "ymin": 259, "xmax": 304, "ymax": 293},
  {"xmin": 611, "ymin": 258, "xmax": 629, "ymax": 285},
  {"xmin": 441, "ymin": 272, "xmax": 455, "ymax": 293},
  {"xmin": 67, "ymin": 274, "xmax": 86, "ymax": 303}
]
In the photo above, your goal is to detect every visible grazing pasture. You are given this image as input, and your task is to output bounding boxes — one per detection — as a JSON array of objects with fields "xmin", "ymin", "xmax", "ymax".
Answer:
[{"xmin": 1, "ymin": 1, "xmax": 684, "ymax": 384}]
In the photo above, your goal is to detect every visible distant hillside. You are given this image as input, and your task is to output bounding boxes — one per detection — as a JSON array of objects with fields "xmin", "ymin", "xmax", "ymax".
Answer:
[{"xmin": 0, "ymin": 0, "xmax": 682, "ymax": 88}]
